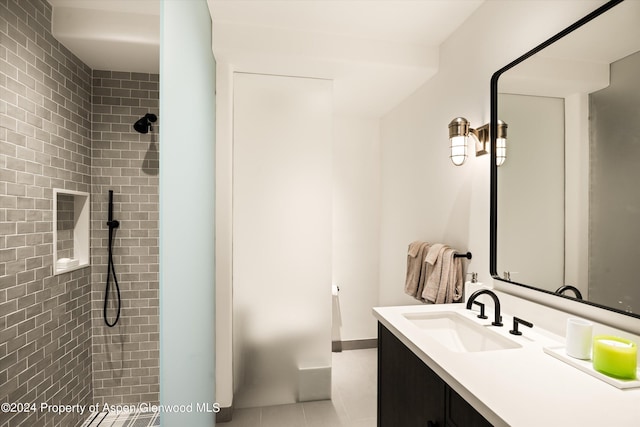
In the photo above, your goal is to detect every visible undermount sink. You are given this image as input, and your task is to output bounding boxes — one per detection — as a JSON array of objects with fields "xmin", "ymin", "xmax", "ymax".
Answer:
[{"xmin": 403, "ymin": 311, "xmax": 521, "ymax": 353}]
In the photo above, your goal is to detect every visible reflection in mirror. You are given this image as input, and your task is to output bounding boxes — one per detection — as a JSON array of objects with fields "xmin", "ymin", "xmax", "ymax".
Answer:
[
  {"xmin": 492, "ymin": 0, "xmax": 640, "ymax": 317},
  {"xmin": 589, "ymin": 49, "xmax": 640, "ymax": 313},
  {"xmin": 498, "ymin": 93, "xmax": 564, "ymax": 290}
]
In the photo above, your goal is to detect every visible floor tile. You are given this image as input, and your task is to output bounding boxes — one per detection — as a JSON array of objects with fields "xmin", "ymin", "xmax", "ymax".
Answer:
[
  {"xmin": 332, "ymin": 349, "xmax": 377, "ymax": 423},
  {"xmin": 349, "ymin": 417, "xmax": 377, "ymax": 427},
  {"xmin": 303, "ymin": 400, "xmax": 344, "ymax": 427},
  {"xmin": 222, "ymin": 407, "xmax": 261, "ymax": 427},
  {"xmin": 261, "ymin": 403, "xmax": 306, "ymax": 427}
]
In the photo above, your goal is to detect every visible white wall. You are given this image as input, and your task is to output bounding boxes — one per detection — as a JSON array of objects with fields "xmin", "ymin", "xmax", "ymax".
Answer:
[
  {"xmin": 332, "ymin": 116, "xmax": 381, "ymax": 341},
  {"xmin": 215, "ymin": 61, "xmax": 234, "ymax": 410},
  {"xmin": 379, "ymin": 0, "xmax": 640, "ymax": 335},
  {"xmin": 217, "ymin": 0, "xmax": 633, "ymax": 411},
  {"xmin": 378, "ymin": 0, "xmax": 606, "ymax": 306}
]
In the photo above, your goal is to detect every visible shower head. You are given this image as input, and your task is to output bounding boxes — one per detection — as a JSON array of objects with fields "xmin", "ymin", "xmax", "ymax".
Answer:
[{"xmin": 133, "ymin": 113, "xmax": 158, "ymax": 134}]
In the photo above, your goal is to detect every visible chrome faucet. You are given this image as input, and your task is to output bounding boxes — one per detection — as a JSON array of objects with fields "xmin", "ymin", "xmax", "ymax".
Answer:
[
  {"xmin": 555, "ymin": 285, "xmax": 583, "ymax": 300},
  {"xmin": 466, "ymin": 289, "xmax": 503, "ymax": 326}
]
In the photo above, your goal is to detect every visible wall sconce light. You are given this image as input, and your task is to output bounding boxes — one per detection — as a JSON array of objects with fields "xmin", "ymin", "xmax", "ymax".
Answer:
[
  {"xmin": 495, "ymin": 119, "xmax": 508, "ymax": 167},
  {"xmin": 448, "ymin": 117, "xmax": 508, "ymax": 166},
  {"xmin": 448, "ymin": 117, "xmax": 470, "ymax": 166}
]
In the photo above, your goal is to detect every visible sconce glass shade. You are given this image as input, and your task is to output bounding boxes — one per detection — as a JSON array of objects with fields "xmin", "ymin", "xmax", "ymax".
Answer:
[
  {"xmin": 449, "ymin": 117, "xmax": 470, "ymax": 166},
  {"xmin": 495, "ymin": 120, "xmax": 508, "ymax": 166},
  {"xmin": 450, "ymin": 135, "xmax": 468, "ymax": 166},
  {"xmin": 496, "ymin": 137, "xmax": 506, "ymax": 166}
]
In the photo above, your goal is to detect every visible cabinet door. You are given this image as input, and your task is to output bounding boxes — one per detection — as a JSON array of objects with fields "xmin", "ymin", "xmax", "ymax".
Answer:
[
  {"xmin": 378, "ymin": 323, "xmax": 445, "ymax": 427},
  {"xmin": 446, "ymin": 387, "xmax": 493, "ymax": 427}
]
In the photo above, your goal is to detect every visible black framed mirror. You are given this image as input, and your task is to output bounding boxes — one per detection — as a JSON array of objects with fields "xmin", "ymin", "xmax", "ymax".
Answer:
[{"xmin": 490, "ymin": 0, "xmax": 640, "ymax": 319}]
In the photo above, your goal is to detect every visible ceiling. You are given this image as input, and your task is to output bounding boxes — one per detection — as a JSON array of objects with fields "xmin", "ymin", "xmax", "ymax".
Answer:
[{"xmin": 47, "ymin": 0, "xmax": 484, "ymax": 117}]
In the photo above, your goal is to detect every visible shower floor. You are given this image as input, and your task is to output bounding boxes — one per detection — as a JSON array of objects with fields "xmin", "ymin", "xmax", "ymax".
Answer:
[{"xmin": 81, "ymin": 410, "xmax": 160, "ymax": 427}]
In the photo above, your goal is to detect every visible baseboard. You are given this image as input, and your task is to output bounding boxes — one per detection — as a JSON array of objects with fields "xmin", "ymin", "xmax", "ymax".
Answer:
[
  {"xmin": 216, "ymin": 405, "xmax": 233, "ymax": 423},
  {"xmin": 334, "ymin": 338, "xmax": 377, "ymax": 352}
]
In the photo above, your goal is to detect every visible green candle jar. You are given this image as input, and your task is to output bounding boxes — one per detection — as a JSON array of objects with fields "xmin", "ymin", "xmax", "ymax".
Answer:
[{"xmin": 592, "ymin": 335, "xmax": 638, "ymax": 379}]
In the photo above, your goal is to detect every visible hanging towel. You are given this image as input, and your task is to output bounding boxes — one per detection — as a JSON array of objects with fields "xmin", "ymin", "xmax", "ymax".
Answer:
[
  {"xmin": 424, "ymin": 243, "xmax": 444, "ymax": 265},
  {"xmin": 423, "ymin": 244, "xmax": 448, "ymax": 303},
  {"xmin": 435, "ymin": 248, "xmax": 464, "ymax": 304},
  {"xmin": 449, "ymin": 255, "xmax": 464, "ymax": 302},
  {"xmin": 423, "ymin": 245, "xmax": 464, "ymax": 304},
  {"xmin": 404, "ymin": 241, "xmax": 430, "ymax": 300},
  {"xmin": 414, "ymin": 243, "xmax": 432, "ymax": 302}
]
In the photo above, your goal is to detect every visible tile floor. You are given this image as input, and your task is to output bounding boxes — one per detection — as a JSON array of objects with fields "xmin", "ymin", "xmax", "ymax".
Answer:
[
  {"xmin": 81, "ymin": 348, "xmax": 377, "ymax": 427},
  {"xmin": 223, "ymin": 348, "xmax": 377, "ymax": 427}
]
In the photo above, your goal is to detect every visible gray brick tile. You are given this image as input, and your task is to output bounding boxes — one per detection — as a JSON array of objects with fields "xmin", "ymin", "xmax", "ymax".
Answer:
[{"xmin": 2, "ymin": 3, "xmax": 161, "ymax": 414}]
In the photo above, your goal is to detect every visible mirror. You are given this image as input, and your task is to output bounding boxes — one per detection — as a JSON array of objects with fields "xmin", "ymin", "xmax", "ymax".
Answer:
[{"xmin": 490, "ymin": 0, "xmax": 640, "ymax": 318}]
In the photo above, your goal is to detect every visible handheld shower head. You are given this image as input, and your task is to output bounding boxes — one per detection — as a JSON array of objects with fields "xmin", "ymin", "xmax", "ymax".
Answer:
[{"xmin": 134, "ymin": 113, "xmax": 158, "ymax": 134}]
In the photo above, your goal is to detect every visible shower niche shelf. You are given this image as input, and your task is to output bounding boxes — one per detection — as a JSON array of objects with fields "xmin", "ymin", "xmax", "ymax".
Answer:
[{"xmin": 53, "ymin": 189, "xmax": 90, "ymax": 275}]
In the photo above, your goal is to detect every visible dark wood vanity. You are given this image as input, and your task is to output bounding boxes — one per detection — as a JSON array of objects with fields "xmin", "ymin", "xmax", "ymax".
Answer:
[{"xmin": 378, "ymin": 323, "xmax": 492, "ymax": 427}]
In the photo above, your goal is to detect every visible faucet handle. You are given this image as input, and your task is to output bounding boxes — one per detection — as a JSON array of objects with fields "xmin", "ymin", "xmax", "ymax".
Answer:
[
  {"xmin": 472, "ymin": 301, "xmax": 488, "ymax": 319},
  {"xmin": 509, "ymin": 317, "xmax": 533, "ymax": 335}
]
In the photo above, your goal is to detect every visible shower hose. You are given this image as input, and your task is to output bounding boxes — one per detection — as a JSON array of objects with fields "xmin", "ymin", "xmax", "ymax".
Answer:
[{"xmin": 104, "ymin": 190, "xmax": 121, "ymax": 327}]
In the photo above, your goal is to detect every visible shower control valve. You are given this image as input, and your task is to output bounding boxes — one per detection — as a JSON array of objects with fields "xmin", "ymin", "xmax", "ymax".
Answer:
[{"xmin": 107, "ymin": 219, "xmax": 120, "ymax": 229}]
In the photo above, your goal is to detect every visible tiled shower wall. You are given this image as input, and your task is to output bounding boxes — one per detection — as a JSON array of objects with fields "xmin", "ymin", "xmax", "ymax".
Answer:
[
  {"xmin": 0, "ymin": 1, "xmax": 93, "ymax": 426},
  {"xmin": 90, "ymin": 70, "xmax": 160, "ymax": 405},
  {"xmin": 1, "ymin": 1, "xmax": 161, "ymax": 424}
]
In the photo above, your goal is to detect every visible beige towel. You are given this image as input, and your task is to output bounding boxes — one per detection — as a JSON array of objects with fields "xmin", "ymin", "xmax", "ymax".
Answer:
[
  {"xmin": 436, "ymin": 248, "xmax": 460, "ymax": 303},
  {"xmin": 404, "ymin": 241, "xmax": 430, "ymax": 299},
  {"xmin": 408, "ymin": 241, "xmax": 423, "ymax": 257},
  {"xmin": 424, "ymin": 243, "xmax": 444, "ymax": 265},
  {"xmin": 449, "ymin": 256, "xmax": 463, "ymax": 302},
  {"xmin": 415, "ymin": 243, "xmax": 432, "ymax": 302},
  {"xmin": 423, "ymin": 244, "xmax": 448, "ymax": 303},
  {"xmin": 423, "ymin": 245, "xmax": 464, "ymax": 304}
]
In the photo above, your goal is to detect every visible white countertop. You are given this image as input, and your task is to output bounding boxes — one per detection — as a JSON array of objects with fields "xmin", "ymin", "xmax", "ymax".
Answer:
[{"xmin": 373, "ymin": 303, "xmax": 640, "ymax": 427}]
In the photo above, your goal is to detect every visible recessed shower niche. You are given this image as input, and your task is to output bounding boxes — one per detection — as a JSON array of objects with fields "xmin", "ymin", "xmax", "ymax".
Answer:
[{"xmin": 53, "ymin": 189, "xmax": 90, "ymax": 274}]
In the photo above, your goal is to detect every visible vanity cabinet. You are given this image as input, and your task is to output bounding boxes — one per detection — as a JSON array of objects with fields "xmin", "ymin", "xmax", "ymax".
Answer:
[{"xmin": 378, "ymin": 323, "xmax": 493, "ymax": 427}]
